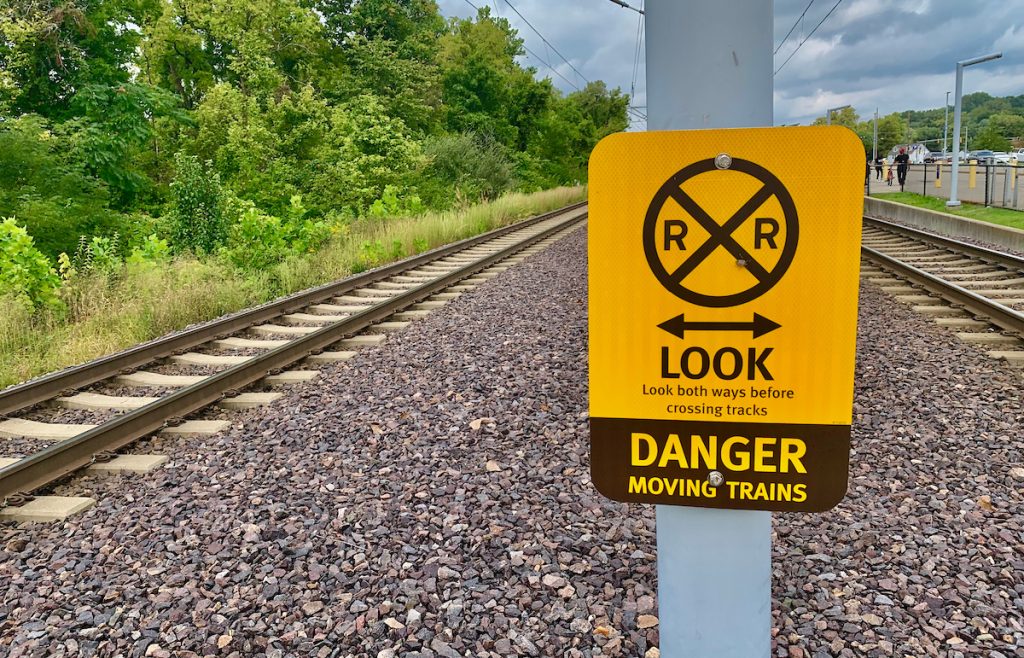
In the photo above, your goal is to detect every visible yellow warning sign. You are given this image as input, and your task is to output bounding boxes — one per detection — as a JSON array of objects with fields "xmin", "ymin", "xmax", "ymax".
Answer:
[{"xmin": 588, "ymin": 126, "xmax": 863, "ymax": 512}]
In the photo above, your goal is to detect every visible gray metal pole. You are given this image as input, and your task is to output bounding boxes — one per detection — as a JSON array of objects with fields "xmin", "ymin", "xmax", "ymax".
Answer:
[
  {"xmin": 948, "ymin": 52, "xmax": 1002, "ymax": 208},
  {"xmin": 872, "ymin": 110, "xmax": 878, "ymax": 163},
  {"xmin": 943, "ymin": 91, "xmax": 950, "ymax": 158},
  {"xmin": 646, "ymin": 1, "xmax": 772, "ymax": 656},
  {"xmin": 949, "ymin": 66, "xmax": 964, "ymax": 206}
]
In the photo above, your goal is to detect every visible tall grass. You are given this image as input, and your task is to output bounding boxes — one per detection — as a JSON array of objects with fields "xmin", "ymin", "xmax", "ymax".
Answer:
[{"xmin": 0, "ymin": 187, "xmax": 585, "ymax": 388}]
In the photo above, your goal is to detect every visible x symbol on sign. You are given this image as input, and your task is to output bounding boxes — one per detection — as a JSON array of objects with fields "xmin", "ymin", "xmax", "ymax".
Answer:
[{"xmin": 666, "ymin": 183, "xmax": 777, "ymax": 285}]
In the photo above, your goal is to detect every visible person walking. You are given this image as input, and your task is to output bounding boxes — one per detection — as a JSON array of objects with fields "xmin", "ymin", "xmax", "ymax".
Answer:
[
  {"xmin": 895, "ymin": 147, "xmax": 910, "ymax": 190},
  {"xmin": 875, "ymin": 157, "xmax": 883, "ymax": 180}
]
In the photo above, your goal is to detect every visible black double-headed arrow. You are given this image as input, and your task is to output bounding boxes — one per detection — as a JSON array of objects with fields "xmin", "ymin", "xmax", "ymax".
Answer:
[{"xmin": 658, "ymin": 313, "xmax": 781, "ymax": 339}]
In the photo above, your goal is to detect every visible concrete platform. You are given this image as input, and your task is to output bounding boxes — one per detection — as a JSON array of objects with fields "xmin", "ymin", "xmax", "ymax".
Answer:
[
  {"xmin": 88, "ymin": 455, "xmax": 168, "ymax": 474},
  {"xmin": 264, "ymin": 370, "xmax": 320, "ymax": 385},
  {"xmin": 934, "ymin": 318, "xmax": 990, "ymax": 330},
  {"xmin": 0, "ymin": 496, "xmax": 95, "ymax": 522},
  {"xmin": 0, "ymin": 419, "xmax": 96, "ymax": 440},
  {"xmin": 171, "ymin": 352, "xmax": 254, "ymax": 366},
  {"xmin": 989, "ymin": 350, "xmax": 1024, "ymax": 364},
  {"xmin": 251, "ymin": 324, "xmax": 316, "ymax": 337},
  {"xmin": 160, "ymin": 420, "xmax": 231, "ymax": 436},
  {"xmin": 212, "ymin": 337, "xmax": 288, "ymax": 350},
  {"xmin": 367, "ymin": 321, "xmax": 411, "ymax": 334},
  {"xmin": 116, "ymin": 371, "xmax": 206, "ymax": 388},
  {"xmin": 219, "ymin": 392, "xmax": 284, "ymax": 410},
  {"xmin": 57, "ymin": 392, "xmax": 158, "ymax": 411},
  {"xmin": 956, "ymin": 332, "xmax": 1022, "ymax": 345},
  {"xmin": 306, "ymin": 350, "xmax": 358, "ymax": 364}
]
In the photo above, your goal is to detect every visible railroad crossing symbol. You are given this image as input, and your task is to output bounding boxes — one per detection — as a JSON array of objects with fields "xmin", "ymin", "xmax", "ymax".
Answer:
[{"xmin": 643, "ymin": 157, "xmax": 799, "ymax": 308}]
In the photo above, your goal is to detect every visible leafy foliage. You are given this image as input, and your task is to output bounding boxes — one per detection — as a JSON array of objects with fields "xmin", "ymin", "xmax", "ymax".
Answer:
[
  {"xmin": 0, "ymin": 218, "xmax": 61, "ymax": 309},
  {"xmin": 169, "ymin": 153, "xmax": 228, "ymax": 254},
  {"xmin": 221, "ymin": 196, "xmax": 331, "ymax": 270},
  {"xmin": 2, "ymin": 0, "xmax": 628, "ymax": 316}
]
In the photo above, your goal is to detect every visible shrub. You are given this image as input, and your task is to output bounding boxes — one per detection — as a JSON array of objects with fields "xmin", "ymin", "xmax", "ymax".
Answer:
[
  {"xmin": 416, "ymin": 132, "xmax": 516, "ymax": 208},
  {"xmin": 0, "ymin": 217, "xmax": 62, "ymax": 309},
  {"xmin": 127, "ymin": 234, "xmax": 172, "ymax": 267},
  {"xmin": 221, "ymin": 196, "xmax": 331, "ymax": 272},
  {"xmin": 169, "ymin": 152, "xmax": 227, "ymax": 254}
]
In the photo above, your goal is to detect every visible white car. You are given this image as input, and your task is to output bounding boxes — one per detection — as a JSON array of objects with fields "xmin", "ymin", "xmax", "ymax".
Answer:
[{"xmin": 1013, "ymin": 148, "xmax": 1024, "ymax": 163}]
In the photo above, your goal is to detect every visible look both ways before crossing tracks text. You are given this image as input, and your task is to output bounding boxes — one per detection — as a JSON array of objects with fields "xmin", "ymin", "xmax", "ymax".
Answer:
[{"xmin": 588, "ymin": 126, "xmax": 865, "ymax": 513}]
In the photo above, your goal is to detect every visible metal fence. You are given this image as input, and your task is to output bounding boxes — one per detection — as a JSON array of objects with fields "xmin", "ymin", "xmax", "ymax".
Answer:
[{"xmin": 866, "ymin": 161, "xmax": 1024, "ymax": 210}]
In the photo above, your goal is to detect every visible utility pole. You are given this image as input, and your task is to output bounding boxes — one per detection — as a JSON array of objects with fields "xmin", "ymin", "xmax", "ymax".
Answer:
[
  {"xmin": 872, "ymin": 108, "xmax": 878, "ymax": 163},
  {"xmin": 645, "ymin": 1, "xmax": 772, "ymax": 655},
  {"xmin": 949, "ymin": 52, "xmax": 1002, "ymax": 207},
  {"xmin": 943, "ymin": 91, "xmax": 951, "ymax": 158}
]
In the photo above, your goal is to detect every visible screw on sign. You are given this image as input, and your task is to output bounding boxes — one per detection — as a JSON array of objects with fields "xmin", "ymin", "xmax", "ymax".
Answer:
[{"xmin": 642, "ymin": 156, "xmax": 798, "ymax": 308}]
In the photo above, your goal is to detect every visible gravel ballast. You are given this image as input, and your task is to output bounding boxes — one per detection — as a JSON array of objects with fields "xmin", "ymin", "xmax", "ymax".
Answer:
[{"xmin": 2, "ymin": 226, "xmax": 1024, "ymax": 657}]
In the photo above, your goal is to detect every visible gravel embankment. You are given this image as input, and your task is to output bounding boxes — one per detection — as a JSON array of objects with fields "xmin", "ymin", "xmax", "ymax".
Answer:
[{"xmin": 2, "ymin": 226, "xmax": 1024, "ymax": 658}]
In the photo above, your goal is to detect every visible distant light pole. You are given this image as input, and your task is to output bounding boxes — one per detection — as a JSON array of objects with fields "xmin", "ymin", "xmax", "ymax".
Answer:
[
  {"xmin": 949, "ymin": 52, "xmax": 1002, "ymax": 208},
  {"xmin": 942, "ymin": 91, "xmax": 951, "ymax": 158},
  {"xmin": 826, "ymin": 104, "xmax": 851, "ymax": 125},
  {"xmin": 872, "ymin": 108, "xmax": 878, "ymax": 163}
]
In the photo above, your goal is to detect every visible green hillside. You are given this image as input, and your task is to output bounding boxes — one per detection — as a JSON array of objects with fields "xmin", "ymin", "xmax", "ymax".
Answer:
[{"xmin": 812, "ymin": 93, "xmax": 1024, "ymax": 156}]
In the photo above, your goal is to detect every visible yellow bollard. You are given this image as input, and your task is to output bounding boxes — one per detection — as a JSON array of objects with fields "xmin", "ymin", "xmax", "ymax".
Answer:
[
  {"xmin": 1012, "ymin": 165, "xmax": 1017, "ymax": 190},
  {"xmin": 969, "ymin": 161, "xmax": 977, "ymax": 189},
  {"xmin": 935, "ymin": 163, "xmax": 942, "ymax": 188}
]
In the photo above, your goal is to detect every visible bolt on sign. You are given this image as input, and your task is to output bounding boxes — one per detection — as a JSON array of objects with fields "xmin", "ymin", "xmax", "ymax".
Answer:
[{"xmin": 588, "ymin": 127, "xmax": 864, "ymax": 512}]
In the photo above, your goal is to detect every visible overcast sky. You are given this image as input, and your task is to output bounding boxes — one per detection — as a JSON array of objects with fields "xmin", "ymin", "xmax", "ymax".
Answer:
[{"xmin": 436, "ymin": 0, "xmax": 1024, "ymax": 128}]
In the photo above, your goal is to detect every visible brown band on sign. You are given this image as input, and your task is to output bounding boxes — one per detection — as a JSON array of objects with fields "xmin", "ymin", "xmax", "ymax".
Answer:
[{"xmin": 590, "ymin": 417, "xmax": 849, "ymax": 512}]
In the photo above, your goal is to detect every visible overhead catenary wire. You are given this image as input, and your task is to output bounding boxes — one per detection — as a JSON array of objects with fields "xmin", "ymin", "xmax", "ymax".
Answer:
[
  {"xmin": 773, "ymin": 0, "xmax": 845, "ymax": 76},
  {"xmin": 628, "ymin": 0, "xmax": 646, "ymax": 126},
  {"xmin": 460, "ymin": 0, "xmax": 646, "ymax": 122},
  {"xmin": 500, "ymin": 0, "xmax": 588, "ymax": 88},
  {"xmin": 608, "ymin": 0, "xmax": 644, "ymax": 15},
  {"xmin": 774, "ymin": 0, "xmax": 815, "ymax": 55}
]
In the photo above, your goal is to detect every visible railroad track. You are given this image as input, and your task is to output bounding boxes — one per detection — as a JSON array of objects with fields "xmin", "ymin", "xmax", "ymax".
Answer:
[
  {"xmin": 860, "ymin": 216, "xmax": 1024, "ymax": 363},
  {"xmin": 0, "ymin": 203, "xmax": 587, "ymax": 518}
]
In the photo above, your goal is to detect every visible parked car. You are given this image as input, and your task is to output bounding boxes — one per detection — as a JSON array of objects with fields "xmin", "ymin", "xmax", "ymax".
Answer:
[
  {"xmin": 992, "ymin": 152, "xmax": 1011, "ymax": 163},
  {"xmin": 923, "ymin": 152, "xmax": 944, "ymax": 163},
  {"xmin": 967, "ymin": 149, "xmax": 995, "ymax": 163},
  {"xmin": 1012, "ymin": 148, "xmax": 1024, "ymax": 163}
]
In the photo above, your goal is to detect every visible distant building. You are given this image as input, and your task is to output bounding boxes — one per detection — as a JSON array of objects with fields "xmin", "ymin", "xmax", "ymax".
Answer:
[
  {"xmin": 887, "ymin": 143, "xmax": 930, "ymax": 164},
  {"xmin": 892, "ymin": 143, "xmax": 933, "ymax": 164}
]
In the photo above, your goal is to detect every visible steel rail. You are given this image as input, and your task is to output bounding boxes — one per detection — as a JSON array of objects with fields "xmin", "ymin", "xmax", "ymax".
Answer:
[
  {"xmin": 0, "ymin": 210, "xmax": 587, "ymax": 500},
  {"xmin": 861, "ymin": 245, "xmax": 1024, "ymax": 337},
  {"xmin": 0, "ymin": 201, "xmax": 587, "ymax": 416},
  {"xmin": 864, "ymin": 216, "xmax": 1024, "ymax": 272}
]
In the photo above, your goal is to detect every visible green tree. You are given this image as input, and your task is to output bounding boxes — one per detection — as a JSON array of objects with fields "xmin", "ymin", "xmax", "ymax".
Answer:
[
  {"xmin": 973, "ymin": 123, "xmax": 1011, "ymax": 151},
  {"xmin": 0, "ymin": 0, "xmax": 161, "ymax": 119}
]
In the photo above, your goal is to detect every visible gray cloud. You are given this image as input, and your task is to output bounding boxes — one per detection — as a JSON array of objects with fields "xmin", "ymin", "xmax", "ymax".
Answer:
[{"xmin": 436, "ymin": 0, "xmax": 1024, "ymax": 127}]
